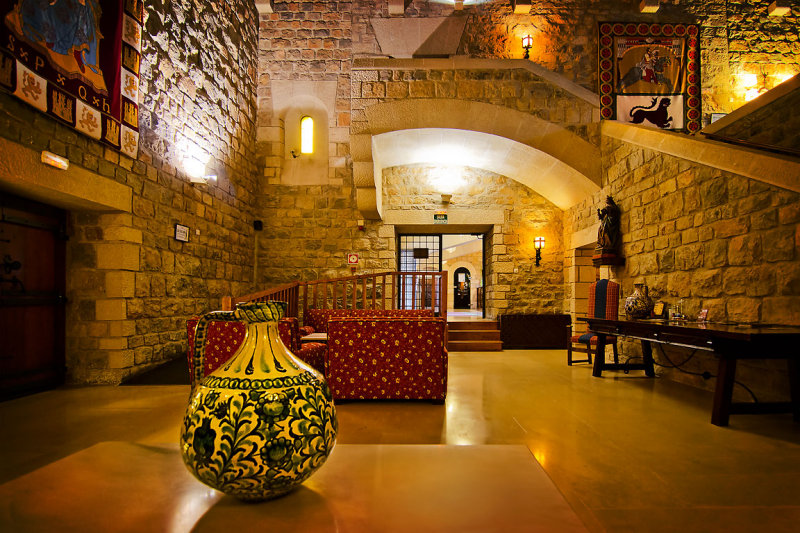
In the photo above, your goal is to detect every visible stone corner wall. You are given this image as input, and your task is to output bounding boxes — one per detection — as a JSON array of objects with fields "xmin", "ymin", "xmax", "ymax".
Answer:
[
  {"xmin": 566, "ymin": 134, "xmax": 800, "ymax": 401},
  {"xmin": 1, "ymin": 0, "xmax": 261, "ymax": 385}
]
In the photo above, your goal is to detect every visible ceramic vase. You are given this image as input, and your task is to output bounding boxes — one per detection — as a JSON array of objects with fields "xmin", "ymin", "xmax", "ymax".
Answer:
[
  {"xmin": 180, "ymin": 301, "xmax": 337, "ymax": 501},
  {"xmin": 624, "ymin": 283, "xmax": 654, "ymax": 319}
]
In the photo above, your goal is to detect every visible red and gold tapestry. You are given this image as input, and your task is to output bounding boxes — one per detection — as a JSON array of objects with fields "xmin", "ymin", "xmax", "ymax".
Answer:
[
  {"xmin": 0, "ymin": 0, "xmax": 143, "ymax": 158},
  {"xmin": 598, "ymin": 22, "xmax": 701, "ymax": 133}
]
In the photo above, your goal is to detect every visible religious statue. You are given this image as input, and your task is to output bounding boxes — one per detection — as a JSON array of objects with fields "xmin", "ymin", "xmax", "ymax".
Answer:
[{"xmin": 596, "ymin": 196, "xmax": 621, "ymax": 254}]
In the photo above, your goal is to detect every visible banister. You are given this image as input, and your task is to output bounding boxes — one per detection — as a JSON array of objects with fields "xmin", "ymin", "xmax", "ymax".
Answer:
[{"xmin": 222, "ymin": 271, "xmax": 448, "ymax": 322}]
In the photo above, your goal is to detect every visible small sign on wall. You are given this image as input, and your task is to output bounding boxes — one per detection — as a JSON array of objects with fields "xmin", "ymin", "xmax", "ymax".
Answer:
[
  {"xmin": 347, "ymin": 253, "xmax": 359, "ymax": 265},
  {"xmin": 434, "ymin": 211, "xmax": 448, "ymax": 224},
  {"xmin": 174, "ymin": 224, "xmax": 190, "ymax": 242}
]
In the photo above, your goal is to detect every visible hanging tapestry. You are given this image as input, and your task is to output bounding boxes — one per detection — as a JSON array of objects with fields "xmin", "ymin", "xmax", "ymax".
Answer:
[
  {"xmin": 0, "ymin": 0, "xmax": 143, "ymax": 158},
  {"xmin": 598, "ymin": 22, "xmax": 701, "ymax": 133}
]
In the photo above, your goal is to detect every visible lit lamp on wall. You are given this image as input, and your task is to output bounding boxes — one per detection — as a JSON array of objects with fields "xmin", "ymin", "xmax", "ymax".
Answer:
[
  {"xmin": 534, "ymin": 236, "xmax": 545, "ymax": 266},
  {"xmin": 521, "ymin": 35, "xmax": 533, "ymax": 59}
]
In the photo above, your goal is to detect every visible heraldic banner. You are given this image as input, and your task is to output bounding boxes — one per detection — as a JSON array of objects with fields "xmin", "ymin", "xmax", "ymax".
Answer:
[
  {"xmin": 1, "ymin": 0, "xmax": 143, "ymax": 158},
  {"xmin": 598, "ymin": 22, "xmax": 702, "ymax": 133}
]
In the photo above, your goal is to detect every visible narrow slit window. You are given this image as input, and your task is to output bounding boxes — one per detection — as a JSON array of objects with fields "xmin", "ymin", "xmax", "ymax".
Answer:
[{"xmin": 300, "ymin": 116, "xmax": 313, "ymax": 154}]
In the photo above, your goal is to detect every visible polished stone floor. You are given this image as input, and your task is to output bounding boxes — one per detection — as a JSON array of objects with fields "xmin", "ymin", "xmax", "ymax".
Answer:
[{"xmin": 2, "ymin": 349, "xmax": 800, "ymax": 532}]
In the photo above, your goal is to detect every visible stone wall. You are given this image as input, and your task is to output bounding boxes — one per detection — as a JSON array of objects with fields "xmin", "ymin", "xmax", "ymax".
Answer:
[
  {"xmin": 566, "ymin": 136, "xmax": 800, "ymax": 401},
  {"xmin": 712, "ymin": 87, "xmax": 800, "ymax": 153},
  {"xmin": 256, "ymin": 1, "xmax": 353, "ymax": 186},
  {"xmin": 0, "ymin": 0, "xmax": 260, "ymax": 383},
  {"xmin": 351, "ymin": 0, "xmax": 797, "ymax": 119},
  {"xmin": 385, "ymin": 165, "xmax": 564, "ymax": 317},
  {"xmin": 349, "ymin": 63, "xmax": 597, "ymax": 141}
]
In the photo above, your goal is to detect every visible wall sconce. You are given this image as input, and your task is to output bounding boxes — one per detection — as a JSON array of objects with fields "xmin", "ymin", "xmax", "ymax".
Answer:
[
  {"xmin": 441, "ymin": 193, "xmax": 452, "ymax": 205},
  {"xmin": 521, "ymin": 35, "xmax": 533, "ymax": 59},
  {"xmin": 534, "ymin": 236, "xmax": 545, "ymax": 266},
  {"xmin": 190, "ymin": 174, "xmax": 217, "ymax": 185}
]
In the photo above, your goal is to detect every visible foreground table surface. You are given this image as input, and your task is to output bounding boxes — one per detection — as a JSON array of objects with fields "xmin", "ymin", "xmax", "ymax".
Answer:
[
  {"xmin": 580, "ymin": 317, "xmax": 800, "ymax": 426},
  {"xmin": 0, "ymin": 442, "xmax": 587, "ymax": 533}
]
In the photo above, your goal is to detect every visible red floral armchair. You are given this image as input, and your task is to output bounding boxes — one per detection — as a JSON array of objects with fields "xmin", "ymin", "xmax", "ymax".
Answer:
[
  {"xmin": 303, "ymin": 308, "xmax": 435, "ymax": 333},
  {"xmin": 186, "ymin": 316, "xmax": 326, "ymax": 387},
  {"xmin": 326, "ymin": 317, "xmax": 447, "ymax": 401}
]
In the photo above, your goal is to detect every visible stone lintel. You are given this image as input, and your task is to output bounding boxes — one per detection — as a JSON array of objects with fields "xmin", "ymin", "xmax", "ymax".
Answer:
[{"xmin": 0, "ymin": 137, "xmax": 132, "ymax": 213}]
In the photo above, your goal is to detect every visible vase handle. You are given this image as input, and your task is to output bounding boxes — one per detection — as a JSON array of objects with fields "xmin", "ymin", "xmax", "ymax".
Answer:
[{"xmin": 192, "ymin": 310, "xmax": 239, "ymax": 391}]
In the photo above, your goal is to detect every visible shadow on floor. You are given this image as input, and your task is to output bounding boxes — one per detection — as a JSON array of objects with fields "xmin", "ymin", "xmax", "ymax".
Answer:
[{"xmin": 122, "ymin": 357, "xmax": 189, "ymax": 386}]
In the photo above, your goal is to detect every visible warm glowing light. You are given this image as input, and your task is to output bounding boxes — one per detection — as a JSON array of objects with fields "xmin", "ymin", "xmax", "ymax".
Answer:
[
  {"xmin": 534, "ymin": 236, "xmax": 545, "ymax": 249},
  {"xmin": 744, "ymin": 88, "xmax": 762, "ymax": 102},
  {"xmin": 774, "ymin": 72, "xmax": 796, "ymax": 84},
  {"xmin": 429, "ymin": 167, "xmax": 466, "ymax": 194},
  {"xmin": 739, "ymin": 72, "xmax": 758, "ymax": 87},
  {"xmin": 521, "ymin": 35, "xmax": 533, "ymax": 49},
  {"xmin": 41, "ymin": 151, "xmax": 69, "ymax": 170},
  {"xmin": 532, "ymin": 449, "xmax": 546, "ymax": 467},
  {"xmin": 178, "ymin": 138, "xmax": 211, "ymax": 180},
  {"xmin": 300, "ymin": 116, "xmax": 313, "ymax": 154}
]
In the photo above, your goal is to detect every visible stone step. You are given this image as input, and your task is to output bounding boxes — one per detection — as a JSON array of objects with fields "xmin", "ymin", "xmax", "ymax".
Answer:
[
  {"xmin": 447, "ymin": 320, "xmax": 499, "ymax": 331},
  {"xmin": 448, "ymin": 329, "xmax": 501, "ymax": 341},
  {"xmin": 447, "ymin": 340, "xmax": 503, "ymax": 352}
]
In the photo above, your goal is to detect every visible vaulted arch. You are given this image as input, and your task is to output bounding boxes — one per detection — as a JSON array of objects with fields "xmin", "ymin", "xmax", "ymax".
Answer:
[{"xmin": 352, "ymin": 99, "xmax": 601, "ymax": 218}]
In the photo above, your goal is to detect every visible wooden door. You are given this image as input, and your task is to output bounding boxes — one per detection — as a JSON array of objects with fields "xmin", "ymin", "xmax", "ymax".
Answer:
[{"xmin": 0, "ymin": 194, "xmax": 67, "ymax": 399}]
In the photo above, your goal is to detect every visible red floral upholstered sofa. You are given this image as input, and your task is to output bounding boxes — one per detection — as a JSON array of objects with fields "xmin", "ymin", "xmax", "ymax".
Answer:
[
  {"xmin": 326, "ymin": 317, "xmax": 447, "ymax": 402},
  {"xmin": 303, "ymin": 308, "xmax": 434, "ymax": 334},
  {"xmin": 186, "ymin": 316, "xmax": 326, "ymax": 387}
]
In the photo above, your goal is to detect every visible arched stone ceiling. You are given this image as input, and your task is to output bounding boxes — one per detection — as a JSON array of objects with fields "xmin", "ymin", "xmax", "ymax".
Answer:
[
  {"xmin": 353, "ymin": 98, "xmax": 601, "ymax": 218},
  {"xmin": 372, "ymin": 128, "xmax": 600, "ymax": 210}
]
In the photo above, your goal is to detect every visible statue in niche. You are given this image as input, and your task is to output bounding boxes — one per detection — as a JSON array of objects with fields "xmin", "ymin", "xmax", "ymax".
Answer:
[{"xmin": 596, "ymin": 196, "xmax": 621, "ymax": 255}]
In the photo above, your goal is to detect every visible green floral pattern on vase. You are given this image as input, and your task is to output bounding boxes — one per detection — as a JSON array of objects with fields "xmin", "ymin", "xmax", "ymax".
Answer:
[{"xmin": 181, "ymin": 301, "xmax": 337, "ymax": 501}]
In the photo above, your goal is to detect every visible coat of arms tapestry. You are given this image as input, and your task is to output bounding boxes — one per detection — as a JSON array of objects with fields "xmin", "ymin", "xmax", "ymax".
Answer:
[
  {"xmin": 598, "ymin": 22, "xmax": 702, "ymax": 133},
  {"xmin": 1, "ymin": 0, "xmax": 143, "ymax": 158}
]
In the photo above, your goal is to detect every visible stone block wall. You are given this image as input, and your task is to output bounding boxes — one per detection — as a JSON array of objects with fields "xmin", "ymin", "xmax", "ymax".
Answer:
[
  {"xmin": 352, "ymin": 0, "xmax": 796, "ymax": 119},
  {"xmin": 566, "ymin": 137, "xmax": 800, "ymax": 401},
  {"xmin": 256, "ymin": 1, "xmax": 353, "ymax": 186},
  {"xmin": 0, "ymin": 0, "xmax": 260, "ymax": 383},
  {"xmin": 350, "ymin": 64, "xmax": 598, "ymax": 141},
  {"xmin": 385, "ymin": 165, "xmax": 564, "ymax": 317}
]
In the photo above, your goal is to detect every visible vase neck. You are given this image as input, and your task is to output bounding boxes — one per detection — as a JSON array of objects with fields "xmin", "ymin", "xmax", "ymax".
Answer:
[{"xmin": 214, "ymin": 320, "xmax": 297, "ymax": 379}]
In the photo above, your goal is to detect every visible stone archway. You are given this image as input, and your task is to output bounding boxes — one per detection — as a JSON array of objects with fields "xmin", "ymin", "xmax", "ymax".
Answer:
[{"xmin": 352, "ymin": 98, "xmax": 602, "ymax": 219}]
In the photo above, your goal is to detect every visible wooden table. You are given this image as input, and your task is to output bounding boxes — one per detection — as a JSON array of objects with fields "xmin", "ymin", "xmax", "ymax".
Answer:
[{"xmin": 579, "ymin": 317, "xmax": 800, "ymax": 426}]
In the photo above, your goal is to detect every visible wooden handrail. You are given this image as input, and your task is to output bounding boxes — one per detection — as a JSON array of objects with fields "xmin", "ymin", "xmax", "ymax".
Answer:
[{"xmin": 222, "ymin": 271, "xmax": 448, "ymax": 323}]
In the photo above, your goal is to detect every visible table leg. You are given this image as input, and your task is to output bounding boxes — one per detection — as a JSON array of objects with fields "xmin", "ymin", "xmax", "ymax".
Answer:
[
  {"xmin": 788, "ymin": 357, "xmax": 800, "ymax": 422},
  {"xmin": 592, "ymin": 333, "xmax": 607, "ymax": 378},
  {"xmin": 640, "ymin": 340, "xmax": 655, "ymax": 378},
  {"xmin": 712, "ymin": 356, "xmax": 737, "ymax": 427}
]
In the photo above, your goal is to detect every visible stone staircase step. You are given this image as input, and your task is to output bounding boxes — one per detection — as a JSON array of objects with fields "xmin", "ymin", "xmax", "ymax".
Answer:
[
  {"xmin": 448, "ymin": 330, "xmax": 501, "ymax": 341},
  {"xmin": 447, "ymin": 340, "xmax": 503, "ymax": 352}
]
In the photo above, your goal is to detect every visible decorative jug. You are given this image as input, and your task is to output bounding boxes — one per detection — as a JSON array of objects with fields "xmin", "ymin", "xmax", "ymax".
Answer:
[
  {"xmin": 624, "ymin": 283, "xmax": 654, "ymax": 319},
  {"xmin": 180, "ymin": 301, "xmax": 337, "ymax": 501}
]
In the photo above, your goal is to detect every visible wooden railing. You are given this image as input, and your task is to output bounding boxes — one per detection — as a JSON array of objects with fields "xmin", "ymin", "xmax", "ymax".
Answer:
[{"xmin": 222, "ymin": 271, "xmax": 448, "ymax": 323}]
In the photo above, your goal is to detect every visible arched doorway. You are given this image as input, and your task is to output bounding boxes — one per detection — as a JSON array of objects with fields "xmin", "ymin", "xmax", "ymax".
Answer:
[{"xmin": 453, "ymin": 267, "xmax": 471, "ymax": 309}]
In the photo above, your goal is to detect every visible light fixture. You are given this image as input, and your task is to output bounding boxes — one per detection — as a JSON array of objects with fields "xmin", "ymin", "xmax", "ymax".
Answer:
[
  {"xmin": 534, "ymin": 236, "xmax": 545, "ymax": 267},
  {"xmin": 768, "ymin": 1, "xmax": 791, "ymax": 16},
  {"xmin": 639, "ymin": 0, "xmax": 659, "ymax": 13},
  {"xmin": 441, "ymin": 193, "xmax": 452, "ymax": 205},
  {"xmin": 41, "ymin": 151, "xmax": 69, "ymax": 170},
  {"xmin": 190, "ymin": 174, "xmax": 217, "ymax": 185},
  {"xmin": 521, "ymin": 35, "xmax": 533, "ymax": 59}
]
